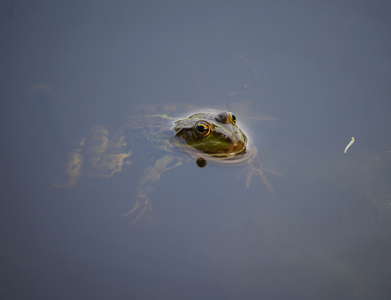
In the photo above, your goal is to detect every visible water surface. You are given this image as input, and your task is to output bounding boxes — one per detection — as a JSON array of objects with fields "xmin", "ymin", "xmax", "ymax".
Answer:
[{"xmin": 1, "ymin": 1, "xmax": 391, "ymax": 299}]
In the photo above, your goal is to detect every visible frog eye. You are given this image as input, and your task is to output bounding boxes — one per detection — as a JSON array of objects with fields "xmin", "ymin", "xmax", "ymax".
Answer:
[
  {"xmin": 229, "ymin": 114, "xmax": 236, "ymax": 125},
  {"xmin": 194, "ymin": 121, "xmax": 211, "ymax": 137}
]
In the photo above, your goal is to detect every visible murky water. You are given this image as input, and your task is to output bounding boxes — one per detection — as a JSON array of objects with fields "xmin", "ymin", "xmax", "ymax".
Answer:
[{"xmin": 1, "ymin": 1, "xmax": 391, "ymax": 299}]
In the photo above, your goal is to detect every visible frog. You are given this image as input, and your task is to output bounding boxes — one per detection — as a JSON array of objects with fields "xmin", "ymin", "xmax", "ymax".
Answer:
[{"xmin": 55, "ymin": 105, "xmax": 283, "ymax": 224}]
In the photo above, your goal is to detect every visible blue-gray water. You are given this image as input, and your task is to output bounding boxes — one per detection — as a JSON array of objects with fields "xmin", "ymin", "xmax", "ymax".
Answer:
[{"xmin": 1, "ymin": 1, "xmax": 391, "ymax": 299}]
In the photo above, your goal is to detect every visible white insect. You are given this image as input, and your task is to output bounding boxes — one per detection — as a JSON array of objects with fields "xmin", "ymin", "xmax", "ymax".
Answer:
[{"xmin": 344, "ymin": 137, "xmax": 355, "ymax": 154}]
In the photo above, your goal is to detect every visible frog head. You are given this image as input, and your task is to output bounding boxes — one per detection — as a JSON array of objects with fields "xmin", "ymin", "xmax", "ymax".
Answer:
[{"xmin": 173, "ymin": 111, "xmax": 247, "ymax": 157}]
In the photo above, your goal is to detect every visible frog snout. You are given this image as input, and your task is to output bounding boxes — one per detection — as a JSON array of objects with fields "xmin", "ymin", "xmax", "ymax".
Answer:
[
  {"xmin": 221, "ymin": 135, "xmax": 233, "ymax": 142},
  {"xmin": 222, "ymin": 135, "xmax": 240, "ymax": 147}
]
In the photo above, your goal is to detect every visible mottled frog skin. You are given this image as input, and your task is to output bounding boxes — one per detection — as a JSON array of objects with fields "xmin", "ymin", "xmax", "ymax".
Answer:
[{"xmin": 55, "ymin": 107, "xmax": 282, "ymax": 223}]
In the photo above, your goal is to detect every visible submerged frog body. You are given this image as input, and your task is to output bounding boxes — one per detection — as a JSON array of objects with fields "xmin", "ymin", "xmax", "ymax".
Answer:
[{"xmin": 55, "ymin": 108, "xmax": 282, "ymax": 223}]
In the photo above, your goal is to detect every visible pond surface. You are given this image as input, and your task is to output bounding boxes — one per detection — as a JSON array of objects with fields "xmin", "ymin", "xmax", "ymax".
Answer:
[{"xmin": 1, "ymin": 1, "xmax": 391, "ymax": 299}]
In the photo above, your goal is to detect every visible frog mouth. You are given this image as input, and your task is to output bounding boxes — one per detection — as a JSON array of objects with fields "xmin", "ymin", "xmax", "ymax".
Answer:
[
  {"xmin": 196, "ymin": 146, "xmax": 249, "ymax": 165},
  {"xmin": 202, "ymin": 137, "xmax": 247, "ymax": 157}
]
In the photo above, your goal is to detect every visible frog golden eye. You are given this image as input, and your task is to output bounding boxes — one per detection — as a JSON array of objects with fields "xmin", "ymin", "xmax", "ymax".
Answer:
[
  {"xmin": 230, "ymin": 114, "xmax": 236, "ymax": 124},
  {"xmin": 194, "ymin": 121, "xmax": 211, "ymax": 137}
]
